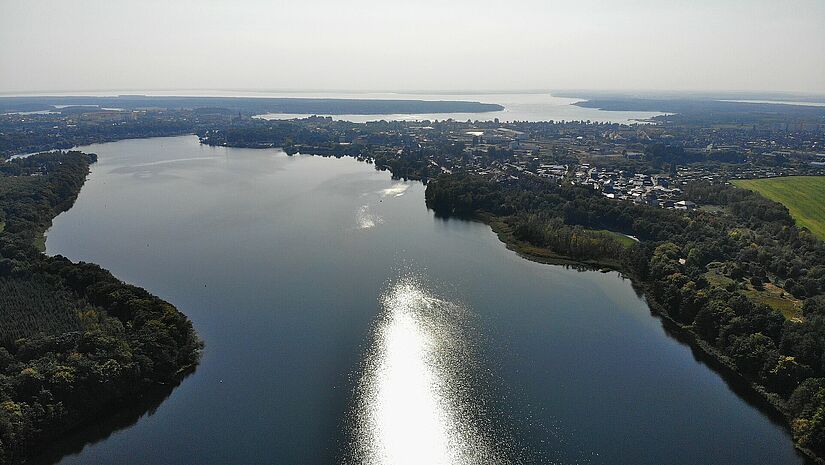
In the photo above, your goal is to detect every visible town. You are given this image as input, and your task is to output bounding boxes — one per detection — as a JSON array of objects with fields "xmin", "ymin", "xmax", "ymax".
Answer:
[{"xmin": 201, "ymin": 109, "xmax": 825, "ymax": 210}]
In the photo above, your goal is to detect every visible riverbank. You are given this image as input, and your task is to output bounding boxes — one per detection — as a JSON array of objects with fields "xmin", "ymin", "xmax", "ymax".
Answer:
[{"xmin": 468, "ymin": 209, "xmax": 824, "ymax": 465}]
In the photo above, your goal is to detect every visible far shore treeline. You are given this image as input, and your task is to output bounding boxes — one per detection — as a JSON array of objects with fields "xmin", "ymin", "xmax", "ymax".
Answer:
[{"xmin": 0, "ymin": 96, "xmax": 503, "ymax": 117}]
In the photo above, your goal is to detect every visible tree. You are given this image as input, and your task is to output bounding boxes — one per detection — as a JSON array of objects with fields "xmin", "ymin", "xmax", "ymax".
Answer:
[{"xmin": 728, "ymin": 333, "xmax": 778, "ymax": 378}]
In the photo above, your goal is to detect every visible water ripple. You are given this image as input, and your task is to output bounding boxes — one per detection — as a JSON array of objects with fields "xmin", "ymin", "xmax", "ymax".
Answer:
[{"xmin": 356, "ymin": 205, "xmax": 384, "ymax": 230}]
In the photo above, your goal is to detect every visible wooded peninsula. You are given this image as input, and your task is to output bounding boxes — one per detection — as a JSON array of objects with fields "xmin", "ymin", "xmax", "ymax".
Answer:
[{"xmin": 0, "ymin": 152, "xmax": 202, "ymax": 463}]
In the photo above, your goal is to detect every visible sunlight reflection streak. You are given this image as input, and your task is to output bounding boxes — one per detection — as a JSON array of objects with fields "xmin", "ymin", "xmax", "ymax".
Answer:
[{"xmin": 352, "ymin": 277, "xmax": 507, "ymax": 465}]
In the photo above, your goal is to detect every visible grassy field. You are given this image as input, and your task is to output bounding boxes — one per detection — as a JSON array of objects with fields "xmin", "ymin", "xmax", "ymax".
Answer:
[
  {"xmin": 733, "ymin": 176, "xmax": 825, "ymax": 240},
  {"xmin": 593, "ymin": 229, "xmax": 639, "ymax": 247},
  {"xmin": 742, "ymin": 282, "xmax": 803, "ymax": 320},
  {"xmin": 704, "ymin": 267, "xmax": 802, "ymax": 320}
]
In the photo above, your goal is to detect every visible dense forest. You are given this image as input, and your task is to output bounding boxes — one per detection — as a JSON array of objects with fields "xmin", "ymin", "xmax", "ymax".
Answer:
[
  {"xmin": 0, "ymin": 152, "xmax": 202, "ymax": 463},
  {"xmin": 425, "ymin": 173, "xmax": 825, "ymax": 460}
]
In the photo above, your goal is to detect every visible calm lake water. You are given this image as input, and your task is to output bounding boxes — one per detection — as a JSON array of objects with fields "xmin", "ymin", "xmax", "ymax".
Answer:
[{"xmin": 42, "ymin": 135, "xmax": 805, "ymax": 464}]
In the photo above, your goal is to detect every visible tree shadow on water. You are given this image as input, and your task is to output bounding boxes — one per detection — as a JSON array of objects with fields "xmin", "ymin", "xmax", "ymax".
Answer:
[{"xmin": 25, "ymin": 367, "xmax": 197, "ymax": 465}]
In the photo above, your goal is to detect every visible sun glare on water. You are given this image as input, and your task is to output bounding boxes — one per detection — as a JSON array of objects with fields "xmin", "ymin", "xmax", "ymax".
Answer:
[{"xmin": 350, "ymin": 277, "xmax": 508, "ymax": 465}]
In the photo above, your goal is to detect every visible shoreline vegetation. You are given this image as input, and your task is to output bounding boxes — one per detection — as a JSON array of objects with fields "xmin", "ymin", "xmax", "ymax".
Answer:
[
  {"xmin": 0, "ymin": 151, "xmax": 202, "ymax": 464},
  {"xmin": 475, "ymin": 209, "xmax": 822, "ymax": 463},
  {"xmin": 423, "ymin": 173, "xmax": 825, "ymax": 464},
  {"xmin": 487, "ymin": 205, "xmax": 814, "ymax": 419}
]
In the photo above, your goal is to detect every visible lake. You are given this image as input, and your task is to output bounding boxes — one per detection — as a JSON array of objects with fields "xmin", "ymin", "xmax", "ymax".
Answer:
[{"xmin": 41, "ymin": 135, "xmax": 805, "ymax": 464}]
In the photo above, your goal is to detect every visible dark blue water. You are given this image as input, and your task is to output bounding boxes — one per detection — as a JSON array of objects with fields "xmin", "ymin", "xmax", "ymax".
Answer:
[{"xmin": 43, "ymin": 136, "xmax": 805, "ymax": 464}]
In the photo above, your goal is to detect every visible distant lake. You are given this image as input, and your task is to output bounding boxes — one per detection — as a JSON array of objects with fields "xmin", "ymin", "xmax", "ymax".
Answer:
[
  {"xmin": 42, "ymin": 136, "xmax": 806, "ymax": 464},
  {"xmin": 253, "ymin": 92, "xmax": 665, "ymax": 123}
]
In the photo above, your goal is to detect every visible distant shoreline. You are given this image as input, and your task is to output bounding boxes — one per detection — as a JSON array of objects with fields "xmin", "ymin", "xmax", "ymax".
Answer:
[{"xmin": 0, "ymin": 95, "xmax": 503, "ymax": 116}]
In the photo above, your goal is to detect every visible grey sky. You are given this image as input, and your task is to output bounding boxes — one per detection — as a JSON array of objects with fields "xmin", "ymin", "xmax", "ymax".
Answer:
[{"xmin": 1, "ymin": 0, "xmax": 823, "ymax": 94}]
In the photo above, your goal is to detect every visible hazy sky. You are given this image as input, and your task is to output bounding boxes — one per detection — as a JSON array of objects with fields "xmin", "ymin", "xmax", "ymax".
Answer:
[{"xmin": 1, "ymin": 0, "xmax": 824, "ymax": 94}]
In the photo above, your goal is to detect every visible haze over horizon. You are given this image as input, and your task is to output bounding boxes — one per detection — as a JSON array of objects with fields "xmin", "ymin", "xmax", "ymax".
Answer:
[{"xmin": 1, "ymin": 0, "xmax": 824, "ymax": 96}]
